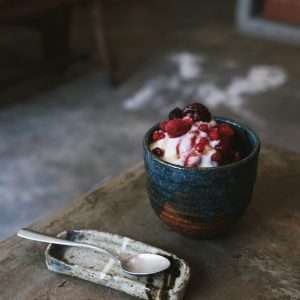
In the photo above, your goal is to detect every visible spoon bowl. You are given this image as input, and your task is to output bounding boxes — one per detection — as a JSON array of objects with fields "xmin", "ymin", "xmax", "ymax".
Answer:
[{"xmin": 122, "ymin": 253, "xmax": 171, "ymax": 275}]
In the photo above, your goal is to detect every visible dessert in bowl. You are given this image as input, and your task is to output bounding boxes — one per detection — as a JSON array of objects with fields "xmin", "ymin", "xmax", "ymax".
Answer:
[{"xmin": 143, "ymin": 103, "xmax": 260, "ymax": 238}]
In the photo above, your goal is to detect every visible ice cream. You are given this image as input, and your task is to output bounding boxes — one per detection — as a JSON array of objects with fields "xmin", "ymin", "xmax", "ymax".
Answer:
[{"xmin": 150, "ymin": 103, "xmax": 241, "ymax": 168}]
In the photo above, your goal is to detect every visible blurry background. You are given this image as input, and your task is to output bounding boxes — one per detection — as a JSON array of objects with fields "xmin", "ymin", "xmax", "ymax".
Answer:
[{"xmin": 0, "ymin": 0, "xmax": 299, "ymax": 239}]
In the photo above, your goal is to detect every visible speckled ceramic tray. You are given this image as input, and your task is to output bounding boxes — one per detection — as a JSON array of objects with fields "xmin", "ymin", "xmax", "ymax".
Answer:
[{"xmin": 45, "ymin": 230, "xmax": 190, "ymax": 300}]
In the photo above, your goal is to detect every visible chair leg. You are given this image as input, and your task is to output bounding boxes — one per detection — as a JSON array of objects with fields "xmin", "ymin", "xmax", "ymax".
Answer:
[
  {"xmin": 40, "ymin": 6, "xmax": 72, "ymax": 66},
  {"xmin": 87, "ymin": 0, "xmax": 119, "ymax": 85}
]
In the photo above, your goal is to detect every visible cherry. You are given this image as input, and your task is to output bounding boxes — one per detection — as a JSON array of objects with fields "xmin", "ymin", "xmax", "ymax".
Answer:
[
  {"xmin": 152, "ymin": 130, "xmax": 165, "ymax": 142},
  {"xmin": 208, "ymin": 127, "xmax": 220, "ymax": 140},
  {"xmin": 211, "ymin": 150, "xmax": 222, "ymax": 163},
  {"xmin": 152, "ymin": 148, "xmax": 164, "ymax": 157},
  {"xmin": 160, "ymin": 121, "xmax": 168, "ymax": 131},
  {"xmin": 165, "ymin": 119, "xmax": 191, "ymax": 138},
  {"xmin": 199, "ymin": 123, "xmax": 209, "ymax": 132},
  {"xmin": 182, "ymin": 102, "xmax": 211, "ymax": 122},
  {"xmin": 219, "ymin": 123, "xmax": 235, "ymax": 137},
  {"xmin": 168, "ymin": 107, "xmax": 183, "ymax": 120}
]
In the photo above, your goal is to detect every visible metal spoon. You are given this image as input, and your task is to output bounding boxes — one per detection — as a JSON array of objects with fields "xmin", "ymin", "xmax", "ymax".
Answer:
[{"xmin": 17, "ymin": 229, "xmax": 170, "ymax": 276}]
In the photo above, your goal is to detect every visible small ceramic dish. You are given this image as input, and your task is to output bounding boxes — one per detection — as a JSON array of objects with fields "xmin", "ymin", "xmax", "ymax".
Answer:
[
  {"xmin": 45, "ymin": 230, "xmax": 190, "ymax": 300},
  {"xmin": 143, "ymin": 117, "xmax": 260, "ymax": 238}
]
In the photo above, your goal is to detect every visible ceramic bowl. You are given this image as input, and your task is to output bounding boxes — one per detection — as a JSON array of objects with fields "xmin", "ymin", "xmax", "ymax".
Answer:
[{"xmin": 143, "ymin": 117, "xmax": 260, "ymax": 239}]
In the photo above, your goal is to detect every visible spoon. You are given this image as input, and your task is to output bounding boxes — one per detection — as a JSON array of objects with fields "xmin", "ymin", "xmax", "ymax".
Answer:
[{"xmin": 17, "ymin": 229, "xmax": 170, "ymax": 276}]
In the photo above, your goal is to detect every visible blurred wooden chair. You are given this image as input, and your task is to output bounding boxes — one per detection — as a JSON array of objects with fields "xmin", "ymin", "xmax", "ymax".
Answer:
[{"xmin": 0, "ymin": 0, "xmax": 114, "ymax": 82}]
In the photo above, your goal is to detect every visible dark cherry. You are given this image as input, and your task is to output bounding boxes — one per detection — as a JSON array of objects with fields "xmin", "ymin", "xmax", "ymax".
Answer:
[
  {"xmin": 208, "ymin": 127, "xmax": 220, "ymax": 140},
  {"xmin": 168, "ymin": 107, "xmax": 183, "ymax": 120},
  {"xmin": 195, "ymin": 143, "xmax": 205, "ymax": 153},
  {"xmin": 199, "ymin": 123, "xmax": 209, "ymax": 132},
  {"xmin": 183, "ymin": 111, "xmax": 202, "ymax": 122},
  {"xmin": 219, "ymin": 123, "xmax": 235, "ymax": 137},
  {"xmin": 183, "ymin": 102, "xmax": 211, "ymax": 122},
  {"xmin": 215, "ymin": 137, "xmax": 231, "ymax": 153},
  {"xmin": 152, "ymin": 147, "xmax": 164, "ymax": 157},
  {"xmin": 211, "ymin": 150, "xmax": 222, "ymax": 163}
]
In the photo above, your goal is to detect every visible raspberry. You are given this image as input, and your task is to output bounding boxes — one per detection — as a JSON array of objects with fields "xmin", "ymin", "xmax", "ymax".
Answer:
[
  {"xmin": 152, "ymin": 147, "xmax": 164, "ymax": 157},
  {"xmin": 183, "ymin": 103, "xmax": 211, "ymax": 122},
  {"xmin": 199, "ymin": 123, "xmax": 209, "ymax": 132},
  {"xmin": 211, "ymin": 150, "xmax": 222, "ymax": 163},
  {"xmin": 195, "ymin": 143, "xmax": 205, "ymax": 153},
  {"xmin": 219, "ymin": 123, "xmax": 235, "ymax": 137},
  {"xmin": 152, "ymin": 130, "xmax": 165, "ymax": 142},
  {"xmin": 195, "ymin": 138, "xmax": 208, "ymax": 153},
  {"xmin": 160, "ymin": 121, "xmax": 168, "ymax": 131},
  {"xmin": 199, "ymin": 137, "xmax": 208, "ymax": 145},
  {"xmin": 183, "ymin": 117, "xmax": 193, "ymax": 126},
  {"xmin": 165, "ymin": 119, "xmax": 191, "ymax": 138},
  {"xmin": 168, "ymin": 107, "xmax": 183, "ymax": 120},
  {"xmin": 208, "ymin": 127, "xmax": 220, "ymax": 140},
  {"xmin": 215, "ymin": 137, "xmax": 231, "ymax": 153}
]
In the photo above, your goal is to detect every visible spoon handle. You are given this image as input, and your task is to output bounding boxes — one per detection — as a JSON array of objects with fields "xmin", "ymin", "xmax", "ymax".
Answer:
[{"xmin": 17, "ymin": 229, "xmax": 119, "ymax": 263}]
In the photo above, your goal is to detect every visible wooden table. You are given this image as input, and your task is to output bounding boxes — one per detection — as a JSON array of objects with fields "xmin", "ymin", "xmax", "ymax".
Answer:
[{"xmin": 1, "ymin": 146, "xmax": 300, "ymax": 300}]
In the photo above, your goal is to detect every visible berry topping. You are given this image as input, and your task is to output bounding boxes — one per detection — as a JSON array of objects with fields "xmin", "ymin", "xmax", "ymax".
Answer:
[
  {"xmin": 152, "ymin": 130, "xmax": 165, "ymax": 142},
  {"xmin": 168, "ymin": 107, "xmax": 183, "ymax": 120},
  {"xmin": 199, "ymin": 137, "xmax": 208, "ymax": 145},
  {"xmin": 195, "ymin": 143, "xmax": 205, "ymax": 153},
  {"xmin": 149, "ymin": 102, "xmax": 242, "ymax": 167},
  {"xmin": 165, "ymin": 119, "xmax": 192, "ymax": 138},
  {"xmin": 160, "ymin": 121, "xmax": 168, "ymax": 131},
  {"xmin": 183, "ymin": 117, "xmax": 193, "ymax": 126},
  {"xmin": 183, "ymin": 102, "xmax": 211, "ymax": 122},
  {"xmin": 211, "ymin": 150, "xmax": 222, "ymax": 163},
  {"xmin": 208, "ymin": 127, "xmax": 220, "ymax": 140},
  {"xmin": 215, "ymin": 137, "xmax": 231, "ymax": 153},
  {"xmin": 152, "ymin": 147, "xmax": 164, "ymax": 157},
  {"xmin": 219, "ymin": 123, "xmax": 235, "ymax": 137},
  {"xmin": 184, "ymin": 152, "xmax": 201, "ymax": 167},
  {"xmin": 195, "ymin": 138, "xmax": 208, "ymax": 153},
  {"xmin": 199, "ymin": 123, "xmax": 209, "ymax": 132}
]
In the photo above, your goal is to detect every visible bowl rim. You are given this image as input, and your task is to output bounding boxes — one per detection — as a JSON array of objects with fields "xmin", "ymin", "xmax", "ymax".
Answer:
[{"xmin": 143, "ymin": 116, "xmax": 261, "ymax": 171}]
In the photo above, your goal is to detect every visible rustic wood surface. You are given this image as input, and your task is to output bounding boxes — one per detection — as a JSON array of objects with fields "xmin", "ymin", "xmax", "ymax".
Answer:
[{"xmin": 0, "ymin": 146, "xmax": 300, "ymax": 300}]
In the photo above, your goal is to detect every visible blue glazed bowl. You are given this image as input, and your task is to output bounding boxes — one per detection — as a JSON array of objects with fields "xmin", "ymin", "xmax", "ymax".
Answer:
[{"xmin": 143, "ymin": 117, "xmax": 260, "ymax": 238}]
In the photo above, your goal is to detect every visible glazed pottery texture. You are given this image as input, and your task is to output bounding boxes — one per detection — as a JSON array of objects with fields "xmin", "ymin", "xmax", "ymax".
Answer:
[{"xmin": 143, "ymin": 117, "xmax": 260, "ymax": 238}]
